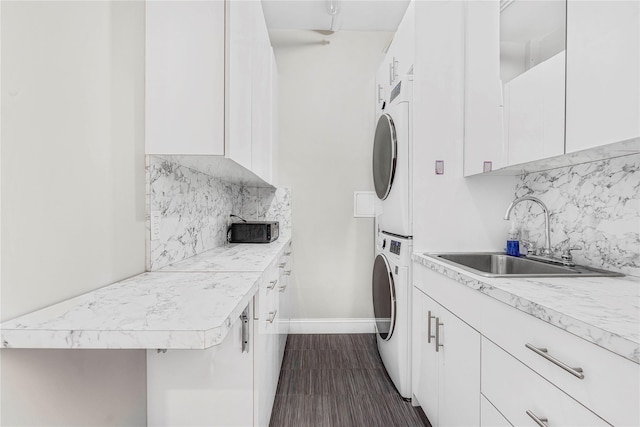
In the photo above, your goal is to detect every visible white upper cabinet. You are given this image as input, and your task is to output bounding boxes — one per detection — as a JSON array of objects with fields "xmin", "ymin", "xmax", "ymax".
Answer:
[
  {"xmin": 464, "ymin": 0, "xmax": 503, "ymax": 176},
  {"xmin": 501, "ymin": 0, "xmax": 566, "ymax": 167},
  {"xmin": 146, "ymin": 1, "xmax": 225, "ymax": 156},
  {"xmin": 376, "ymin": 0, "xmax": 415, "ymax": 109},
  {"xmin": 146, "ymin": 0, "xmax": 277, "ymax": 185},
  {"xmin": 464, "ymin": 0, "xmax": 638, "ymax": 175},
  {"xmin": 565, "ymin": 0, "xmax": 640, "ymax": 153}
]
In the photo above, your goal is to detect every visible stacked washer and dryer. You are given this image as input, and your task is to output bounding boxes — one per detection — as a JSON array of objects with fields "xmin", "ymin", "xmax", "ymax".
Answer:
[{"xmin": 372, "ymin": 76, "xmax": 413, "ymax": 400}]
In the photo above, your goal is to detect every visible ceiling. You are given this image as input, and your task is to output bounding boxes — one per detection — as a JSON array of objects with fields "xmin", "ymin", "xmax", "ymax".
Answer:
[{"xmin": 261, "ymin": 0, "xmax": 411, "ymax": 32}]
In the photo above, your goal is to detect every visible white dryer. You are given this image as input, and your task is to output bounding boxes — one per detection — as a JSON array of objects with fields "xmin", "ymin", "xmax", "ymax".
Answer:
[
  {"xmin": 373, "ymin": 77, "xmax": 412, "ymax": 238},
  {"xmin": 372, "ymin": 230, "xmax": 412, "ymax": 399}
]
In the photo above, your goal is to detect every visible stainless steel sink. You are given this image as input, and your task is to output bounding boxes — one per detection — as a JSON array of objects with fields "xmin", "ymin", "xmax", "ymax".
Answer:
[{"xmin": 432, "ymin": 253, "xmax": 624, "ymax": 278}]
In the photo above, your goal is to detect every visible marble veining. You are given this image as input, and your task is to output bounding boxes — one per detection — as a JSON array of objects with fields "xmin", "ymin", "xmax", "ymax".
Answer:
[
  {"xmin": 413, "ymin": 253, "xmax": 640, "ymax": 364},
  {"xmin": 160, "ymin": 232, "xmax": 292, "ymax": 273},
  {"xmin": 147, "ymin": 156, "xmax": 243, "ymax": 271},
  {"xmin": 512, "ymin": 153, "xmax": 640, "ymax": 277},
  {"xmin": 147, "ymin": 156, "xmax": 292, "ymax": 271},
  {"xmin": 0, "ymin": 272, "xmax": 261, "ymax": 349}
]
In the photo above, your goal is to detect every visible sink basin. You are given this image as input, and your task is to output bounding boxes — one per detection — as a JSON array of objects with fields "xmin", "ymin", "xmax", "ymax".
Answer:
[{"xmin": 431, "ymin": 253, "xmax": 624, "ymax": 278}]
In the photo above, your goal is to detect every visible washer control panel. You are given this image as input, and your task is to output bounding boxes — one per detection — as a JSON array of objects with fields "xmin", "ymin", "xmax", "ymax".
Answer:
[{"xmin": 390, "ymin": 240, "xmax": 401, "ymax": 255}]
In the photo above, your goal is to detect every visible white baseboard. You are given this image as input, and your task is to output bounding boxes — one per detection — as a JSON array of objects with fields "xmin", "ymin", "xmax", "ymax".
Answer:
[{"xmin": 289, "ymin": 318, "xmax": 376, "ymax": 334}]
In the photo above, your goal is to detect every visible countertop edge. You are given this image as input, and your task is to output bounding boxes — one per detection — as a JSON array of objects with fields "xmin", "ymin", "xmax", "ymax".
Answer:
[
  {"xmin": 0, "ymin": 237, "xmax": 291, "ymax": 350},
  {"xmin": 411, "ymin": 252, "xmax": 640, "ymax": 365}
]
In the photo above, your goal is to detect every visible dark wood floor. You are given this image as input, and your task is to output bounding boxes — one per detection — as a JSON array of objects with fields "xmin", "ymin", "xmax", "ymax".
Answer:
[{"xmin": 269, "ymin": 334, "xmax": 431, "ymax": 427}]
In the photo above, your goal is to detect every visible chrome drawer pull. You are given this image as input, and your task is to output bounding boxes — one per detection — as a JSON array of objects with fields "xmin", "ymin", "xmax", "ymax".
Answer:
[
  {"xmin": 283, "ymin": 270, "xmax": 291, "ymax": 276},
  {"xmin": 267, "ymin": 310, "xmax": 277, "ymax": 324},
  {"xmin": 278, "ymin": 283, "xmax": 287, "ymax": 292},
  {"xmin": 267, "ymin": 280, "xmax": 278, "ymax": 290},
  {"xmin": 435, "ymin": 318, "xmax": 444, "ymax": 352},
  {"xmin": 241, "ymin": 306, "xmax": 250, "ymax": 353},
  {"xmin": 526, "ymin": 410, "xmax": 548, "ymax": 427},
  {"xmin": 278, "ymin": 263, "xmax": 286, "ymax": 268},
  {"xmin": 525, "ymin": 343, "xmax": 585, "ymax": 379},
  {"xmin": 427, "ymin": 311, "xmax": 436, "ymax": 343},
  {"xmin": 284, "ymin": 251, "xmax": 291, "ymax": 256}
]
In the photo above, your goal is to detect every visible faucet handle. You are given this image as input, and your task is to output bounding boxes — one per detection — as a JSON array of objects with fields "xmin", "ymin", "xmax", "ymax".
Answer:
[
  {"xmin": 561, "ymin": 246, "xmax": 582, "ymax": 266},
  {"xmin": 520, "ymin": 240, "xmax": 536, "ymax": 256}
]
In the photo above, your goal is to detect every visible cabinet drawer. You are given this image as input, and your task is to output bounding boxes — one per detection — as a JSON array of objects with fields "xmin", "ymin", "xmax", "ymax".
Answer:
[
  {"xmin": 482, "ymin": 338, "xmax": 610, "ymax": 427},
  {"xmin": 481, "ymin": 298, "xmax": 639, "ymax": 427},
  {"xmin": 480, "ymin": 394, "xmax": 511, "ymax": 427}
]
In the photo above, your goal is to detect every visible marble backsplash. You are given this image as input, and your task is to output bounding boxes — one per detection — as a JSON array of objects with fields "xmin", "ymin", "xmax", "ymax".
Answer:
[
  {"xmin": 146, "ymin": 156, "xmax": 291, "ymax": 271},
  {"xmin": 513, "ymin": 154, "xmax": 640, "ymax": 276}
]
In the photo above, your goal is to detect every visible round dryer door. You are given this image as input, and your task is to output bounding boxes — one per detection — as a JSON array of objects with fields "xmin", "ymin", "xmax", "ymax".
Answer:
[
  {"xmin": 372, "ymin": 113, "xmax": 397, "ymax": 200},
  {"xmin": 372, "ymin": 254, "xmax": 396, "ymax": 340}
]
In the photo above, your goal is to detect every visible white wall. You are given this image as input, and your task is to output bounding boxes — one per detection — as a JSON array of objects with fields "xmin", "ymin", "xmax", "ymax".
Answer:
[
  {"xmin": 272, "ymin": 30, "xmax": 393, "ymax": 321},
  {"xmin": 412, "ymin": 1, "xmax": 516, "ymax": 254},
  {"xmin": 1, "ymin": 1, "xmax": 146, "ymax": 425}
]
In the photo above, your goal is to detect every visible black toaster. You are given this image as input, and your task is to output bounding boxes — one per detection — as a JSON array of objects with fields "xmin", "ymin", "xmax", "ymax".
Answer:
[{"xmin": 229, "ymin": 221, "xmax": 279, "ymax": 243}]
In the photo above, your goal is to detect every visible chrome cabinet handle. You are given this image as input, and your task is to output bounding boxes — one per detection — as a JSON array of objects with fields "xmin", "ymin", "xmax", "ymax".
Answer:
[
  {"xmin": 267, "ymin": 280, "xmax": 278, "ymax": 290},
  {"xmin": 278, "ymin": 283, "xmax": 287, "ymax": 292},
  {"xmin": 278, "ymin": 262, "xmax": 286, "ymax": 268},
  {"xmin": 377, "ymin": 84, "xmax": 384, "ymax": 103},
  {"xmin": 283, "ymin": 270, "xmax": 291, "ymax": 276},
  {"xmin": 526, "ymin": 410, "xmax": 548, "ymax": 427},
  {"xmin": 389, "ymin": 62, "xmax": 393, "ymax": 85},
  {"xmin": 284, "ymin": 251, "xmax": 291, "ymax": 256},
  {"xmin": 241, "ymin": 306, "xmax": 250, "ymax": 353},
  {"xmin": 427, "ymin": 311, "xmax": 436, "ymax": 343},
  {"xmin": 392, "ymin": 57, "xmax": 399, "ymax": 82},
  {"xmin": 267, "ymin": 310, "xmax": 277, "ymax": 324},
  {"xmin": 435, "ymin": 317, "xmax": 444, "ymax": 352},
  {"xmin": 525, "ymin": 343, "xmax": 585, "ymax": 379}
]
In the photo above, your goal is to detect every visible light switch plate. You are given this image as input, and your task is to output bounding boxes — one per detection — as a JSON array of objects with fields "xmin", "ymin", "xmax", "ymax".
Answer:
[
  {"xmin": 151, "ymin": 211, "xmax": 161, "ymax": 241},
  {"xmin": 435, "ymin": 160, "xmax": 444, "ymax": 175}
]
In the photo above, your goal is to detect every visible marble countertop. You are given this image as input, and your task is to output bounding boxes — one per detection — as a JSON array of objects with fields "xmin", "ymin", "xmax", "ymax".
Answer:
[
  {"xmin": 413, "ymin": 253, "xmax": 640, "ymax": 364},
  {"xmin": 160, "ymin": 232, "xmax": 292, "ymax": 273},
  {"xmin": 1, "ymin": 237, "xmax": 291, "ymax": 350}
]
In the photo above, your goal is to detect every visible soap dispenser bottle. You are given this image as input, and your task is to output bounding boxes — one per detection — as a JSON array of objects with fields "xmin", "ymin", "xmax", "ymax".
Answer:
[{"xmin": 506, "ymin": 221, "xmax": 520, "ymax": 257}]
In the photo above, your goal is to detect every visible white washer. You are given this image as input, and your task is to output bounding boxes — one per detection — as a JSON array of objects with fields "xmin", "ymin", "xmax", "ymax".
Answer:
[
  {"xmin": 372, "ymin": 230, "xmax": 412, "ymax": 399},
  {"xmin": 373, "ymin": 77, "xmax": 412, "ymax": 238}
]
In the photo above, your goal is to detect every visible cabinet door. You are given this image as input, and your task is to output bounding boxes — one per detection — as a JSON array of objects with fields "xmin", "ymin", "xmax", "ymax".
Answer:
[
  {"xmin": 505, "ymin": 52, "xmax": 565, "ymax": 166},
  {"xmin": 481, "ymin": 394, "xmax": 511, "ymax": 427},
  {"xmin": 146, "ymin": 1, "xmax": 225, "ymax": 155},
  {"xmin": 412, "ymin": 289, "xmax": 440, "ymax": 425},
  {"xmin": 437, "ymin": 305, "xmax": 481, "ymax": 427},
  {"xmin": 251, "ymin": 3, "xmax": 273, "ymax": 183},
  {"xmin": 375, "ymin": 61, "xmax": 388, "ymax": 114},
  {"xmin": 566, "ymin": 0, "xmax": 640, "ymax": 152},
  {"xmin": 482, "ymin": 337, "xmax": 610, "ymax": 427},
  {"xmin": 226, "ymin": 0, "xmax": 256, "ymax": 170},
  {"xmin": 147, "ymin": 307, "xmax": 253, "ymax": 426},
  {"xmin": 464, "ymin": 0, "xmax": 503, "ymax": 176},
  {"xmin": 390, "ymin": 0, "xmax": 415, "ymax": 82}
]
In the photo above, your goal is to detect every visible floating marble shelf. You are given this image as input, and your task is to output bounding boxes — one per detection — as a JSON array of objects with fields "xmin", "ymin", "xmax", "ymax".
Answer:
[{"xmin": 1, "ymin": 236, "xmax": 292, "ymax": 350}]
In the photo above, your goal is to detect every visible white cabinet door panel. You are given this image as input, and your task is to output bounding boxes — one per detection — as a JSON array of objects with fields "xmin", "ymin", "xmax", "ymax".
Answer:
[
  {"xmin": 481, "ymin": 394, "xmax": 512, "ymax": 427},
  {"xmin": 482, "ymin": 338, "xmax": 610, "ymax": 427},
  {"xmin": 146, "ymin": 1, "xmax": 225, "ymax": 155},
  {"xmin": 566, "ymin": 0, "xmax": 640, "ymax": 152}
]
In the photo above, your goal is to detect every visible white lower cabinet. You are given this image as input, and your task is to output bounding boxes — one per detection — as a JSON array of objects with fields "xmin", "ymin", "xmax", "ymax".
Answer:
[
  {"xmin": 413, "ymin": 262, "xmax": 639, "ymax": 427},
  {"xmin": 147, "ymin": 305, "xmax": 254, "ymax": 427},
  {"xmin": 480, "ymin": 394, "xmax": 511, "ymax": 427},
  {"xmin": 254, "ymin": 251, "xmax": 289, "ymax": 427},
  {"xmin": 481, "ymin": 338, "xmax": 610, "ymax": 427},
  {"xmin": 147, "ymin": 244, "xmax": 293, "ymax": 427},
  {"xmin": 412, "ymin": 287, "xmax": 481, "ymax": 427}
]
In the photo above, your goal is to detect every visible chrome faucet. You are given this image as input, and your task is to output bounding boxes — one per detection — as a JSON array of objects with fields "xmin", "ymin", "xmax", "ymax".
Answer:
[{"xmin": 504, "ymin": 196, "xmax": 551, "ymax": 257}]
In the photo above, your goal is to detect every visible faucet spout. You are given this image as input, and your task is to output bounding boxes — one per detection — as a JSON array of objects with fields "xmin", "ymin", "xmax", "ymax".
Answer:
[{"xmin": 504, "ymin": 196, "xmax": 551, "ymax": 257}]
